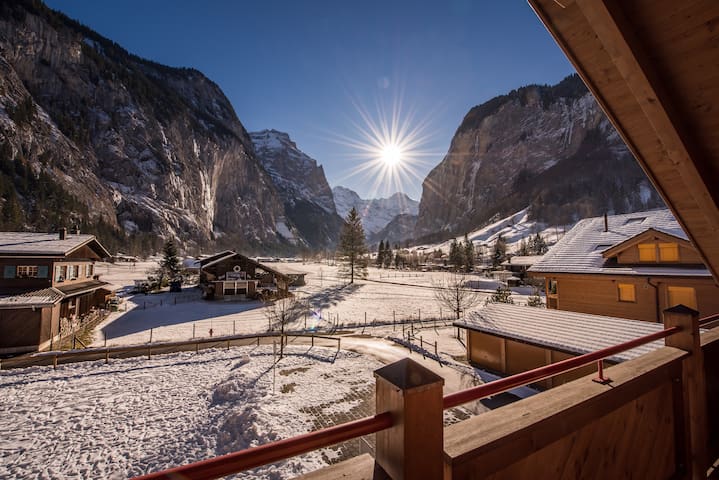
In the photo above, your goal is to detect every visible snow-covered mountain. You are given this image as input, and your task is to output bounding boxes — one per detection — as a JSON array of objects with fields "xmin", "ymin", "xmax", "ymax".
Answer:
[
  {"xmin": 251, "ymin": 130, "xmax": 343, "ymax": 248},
  {"xmin": 332, "ymin": 186, "xmax": 419, "ymax": 235}
]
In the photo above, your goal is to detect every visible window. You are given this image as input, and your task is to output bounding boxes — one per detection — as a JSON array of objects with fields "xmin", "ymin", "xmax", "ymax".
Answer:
[
  {"xmin": 667, "ymin": 286, "xmax": 697, "ymax": 310},
  {"xmin": 69, "ymin": 265, "xmax": 79, "ymax": 280},
  {"xmin": 55, "ymin": 265, "xmax": 67, "ymax": 282},
  {"xmin": 17, "ymin": 266, "xmax": 39, "ymax": 278},
  {"xmin": 3, "ymin": 265, "xmax": 15, "ymax": 279},
  {"xmin": 638, "ymin": 243, "xmax": 657, "ymax": 261},
  {"xmin": 87, "ymin": 264, "xmax": 94, "ymax": 278},
  {"xmin": 618, "ymin": 283, "xmax": 636, "ymax": 302},
  {"xmin": 38, "ymin": 266, "xmax": 48, "ymax": 278},
  {"xmin": 659, "ymin": 243, "xmax": 679, "ymax": 262}
]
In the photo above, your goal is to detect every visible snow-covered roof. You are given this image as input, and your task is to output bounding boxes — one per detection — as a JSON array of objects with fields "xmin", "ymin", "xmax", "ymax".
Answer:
[
  {"xmin": 0, "ymin": 287, "xmax": 64, "ymax": 309},
  {"xmin": 456, "ymin": 303, "xmax": 664, "ymax": 362},
  {"xmin": 528, "ymin": 209, "xmax": 710, "ymax": 277},
  {"xmin": 0, "ymin": 232, "xmax": 110, "ymax": 258},
  {"xmin": 502, "ymin": 255, "xmax": 544, "ymax": 267}
]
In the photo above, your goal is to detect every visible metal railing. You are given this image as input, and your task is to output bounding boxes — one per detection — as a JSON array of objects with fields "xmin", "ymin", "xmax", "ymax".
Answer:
[
  {"xmin": 699, "ymin": 312, "xmax": 719, "ymax": 327},
  {"xmin": 133, "ymin": 324, "xmax": 683, "ymax": 480},
  {"xmin": 133, "ymin": 412, "xmax": 393, "ymax": 480}
]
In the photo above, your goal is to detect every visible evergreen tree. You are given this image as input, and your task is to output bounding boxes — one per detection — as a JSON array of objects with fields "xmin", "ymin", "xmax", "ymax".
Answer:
[
  {"xmin": 383, "ymin": 243, "xmax": 393, "ymax": 268},
  {"xmin": 376, "ymin": 240, "xmax": 385, "ymax": 267},
  {"xmin": 491, "ymin": 235, "xmax": 507, "ymax": 268},
  {"xmin": 449, "ymin": 238, "xmax": 463, "ymax": 270},
  {"xmin": 486, "ymin": 285, "xmax": 514, "ymax": 305},
  {"xmin": 338, "ymin": 207, "xmax": 368, "ymax": 283},
  {"xmin": 531, "ymin": 232, "xmax": 548, "ymax": 255},
  {"xmin": 463, "ymin": 234, "xmax": 475, "ymax": 273},
  {"xmin": 160, "ymin": 239, "xmax": 182, "ymax": 279}
]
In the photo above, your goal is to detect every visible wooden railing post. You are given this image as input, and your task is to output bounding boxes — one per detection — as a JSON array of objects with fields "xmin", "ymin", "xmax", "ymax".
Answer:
[
  {"xmin": 374, "ymin": 358, "xmax": 444, "ymax": 479},
  {"xmin": 664, "ymin": 304, "xmax": 708, "ymax": 479}
]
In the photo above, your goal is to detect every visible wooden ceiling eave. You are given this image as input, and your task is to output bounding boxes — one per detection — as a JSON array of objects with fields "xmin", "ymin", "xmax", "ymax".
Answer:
[{"xmin": 528, "ymin": 0, "xmax": 719, "ymax": 284}]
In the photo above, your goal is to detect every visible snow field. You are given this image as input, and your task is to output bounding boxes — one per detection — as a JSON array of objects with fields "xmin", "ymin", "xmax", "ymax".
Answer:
[
  {"xmin": 94, "ymin": 262, "xmax": 537, "ymax": 348},
  {"xmin": 0, "ymin": 345, "xmax": 383, "ymax": 479}
]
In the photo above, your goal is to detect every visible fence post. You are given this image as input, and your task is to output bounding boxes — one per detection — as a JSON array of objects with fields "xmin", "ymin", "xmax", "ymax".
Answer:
[
  {"xmin": 53, "ymin": 355, "xmax": 57, "ymax": 370},
  {"xmin": 193, "ymin": 323, "xmax": 196, "ymax": 339},
  {"xmin": 663, "ymin": 305, "xmax": 708, "ymax": 479},
  {"xmin": 374, "ymin": 359, "xmax": 444, "ymax": 479},
  {"xmin": 233, "ymin": 320, "xmax": 236, "ymax": 335},
  {"xmin": 105, "ymin": 348, "xmax": 109, "ymax": 364},
  {"xmin": 149, "ymin": 328, "xmax": 153, "ymax": 343}
]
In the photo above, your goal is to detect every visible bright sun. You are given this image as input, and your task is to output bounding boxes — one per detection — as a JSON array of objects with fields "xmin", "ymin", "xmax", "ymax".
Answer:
[{"xmin": 381, "ymin": 144, "xmax": 402, "ymax": 166}]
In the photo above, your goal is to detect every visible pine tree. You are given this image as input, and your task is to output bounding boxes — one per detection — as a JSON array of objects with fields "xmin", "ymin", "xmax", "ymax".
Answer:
[
  {"xmin": 338, "ymin": 207, "xmax": 368, "ymax": 283},
  {"xmin": 376, "ymin": 240, "xmax": 385, "ymax": 267},
  {"xmin": 531, "ymin": 232, "xmax": 548, "ymax": 255},
  {"xmin": 463, "ymin": 234, "xmax": 475, "ymax": 273},
  {"xmin": 449, "ymin": 239, "xmax": 463, "ymax": 270},
  {"xmin": 491, "ymin": 235, "xmax": 507, "ymax": 268},
  {"xmin": 383, "ymin": 243, "xmax": 393, "ymax": 268},
  {"xmin": 161, "ymin": 239, "xmax": 182, "ymax": 279}
]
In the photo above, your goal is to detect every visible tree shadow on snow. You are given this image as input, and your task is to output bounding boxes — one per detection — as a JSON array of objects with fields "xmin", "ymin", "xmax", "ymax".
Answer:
[
  {"xmin": 305, "ymin": 282, "xmax": 362, "ymax": 311},
  {"xmin": 100, "ymin": 300, "xmax": 267, "ymax": 340}
]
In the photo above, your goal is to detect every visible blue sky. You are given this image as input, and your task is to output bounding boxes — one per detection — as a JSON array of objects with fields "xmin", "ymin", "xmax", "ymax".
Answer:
[{"xmin": 45, "ymin": 0, "xmax": 574, "ymax": 200}]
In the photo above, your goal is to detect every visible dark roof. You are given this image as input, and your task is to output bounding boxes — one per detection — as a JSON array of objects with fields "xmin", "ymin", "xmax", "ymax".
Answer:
[
  {"xmin": 0, "ymin": 287, "xmax": 64, "ymax": 309},
  {"xmin": 0, "ymin": 232, "xmax": 111, "ymax": 258},
  {"xmin": 55, "ymin": 280, "xmax": 111, "ymax": 297},
  {"xmin": 201, "ymin": 251, "xmax": 290, "ymax": 279}
]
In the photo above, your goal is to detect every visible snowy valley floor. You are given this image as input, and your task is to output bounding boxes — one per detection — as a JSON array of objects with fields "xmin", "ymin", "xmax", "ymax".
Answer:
[{"xmin": 0, "ymin": 261, "xmax": 540, "ymax": 479}]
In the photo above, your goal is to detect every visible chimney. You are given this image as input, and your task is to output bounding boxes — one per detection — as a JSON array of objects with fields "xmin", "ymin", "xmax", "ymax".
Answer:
[
  {"xmin": 604, "ymin": 213, "xmax": 608, "ymax": 232},
  {"xmin": 59, "ymin": 228, "xmax": 67, "ymax": 240}
]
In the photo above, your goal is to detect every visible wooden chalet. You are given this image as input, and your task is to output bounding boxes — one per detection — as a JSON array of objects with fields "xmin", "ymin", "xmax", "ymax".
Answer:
[
  {"xmin": 0, "ymin": 229, "xmax": 111, "ymax": 354},
  {"xmin": 528, "ymin": 209, "xmax": 719, "ymax": 322},
  {"xmin": 199, "ymin": 251, "xmax": 291, "ymax": 300},
  {"xmin": 455, "ymin": 303, "xmax": 666, "ymax": 389}
]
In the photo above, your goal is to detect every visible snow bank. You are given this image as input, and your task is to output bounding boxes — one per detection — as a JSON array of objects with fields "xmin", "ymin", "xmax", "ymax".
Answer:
[{"xmin": 0, "ymin": 345, "xmax": 381, "ymax": 479}]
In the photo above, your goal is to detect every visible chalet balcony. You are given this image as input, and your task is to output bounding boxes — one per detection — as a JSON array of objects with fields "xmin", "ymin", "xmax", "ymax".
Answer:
[{"xmin": 134, "ymin": 307, "xmax": 717, "ymax": 480}]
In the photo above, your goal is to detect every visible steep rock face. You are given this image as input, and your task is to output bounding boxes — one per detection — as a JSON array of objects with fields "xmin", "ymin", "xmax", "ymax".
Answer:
[
  {"xmin": 0, "ymin": 1, "xmax": 285, "ymax": 252},
  {"xmin": 332, "ymin": 186, "xmax": 419, "ymax": 236},
  {"xmin": 415, "ymin": 74, "xmax": 664, "ymax": 241},
  {"xmin": 250, "ymin": 129, "xmax": 343, "ymax": 249},
  {"xmin": 368, "ymin": 214, "xmax": 417, "ymax": 247}
]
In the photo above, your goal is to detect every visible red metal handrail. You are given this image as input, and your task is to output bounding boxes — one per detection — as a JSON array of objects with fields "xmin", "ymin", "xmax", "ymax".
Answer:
[
  {"xmin": 699, "ymin": 313, "xmax": 719, "ymax": 326},
  {"xmin": 133, "ymin": 411, "xmax": 393, "ymax": 480},
  {"xmin": 443, "ymin": 325, "xmax": 680, "ymax": 409}
]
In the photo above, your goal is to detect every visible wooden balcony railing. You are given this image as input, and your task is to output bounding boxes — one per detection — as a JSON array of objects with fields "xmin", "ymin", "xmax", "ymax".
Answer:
[{"xmin": 133, "ymin": 305, "xmax": 709, "ymax": 480}]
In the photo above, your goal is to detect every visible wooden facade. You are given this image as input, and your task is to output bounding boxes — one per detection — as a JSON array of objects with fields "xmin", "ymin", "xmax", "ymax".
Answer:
[
  {"xmin": 531, "ymin": 217, "xmax": 719, "ymax": 322},
  {"xmin": 0, "ymin": 232, "xmax": 111, "ymax": 354},
  {"xmin": 200, "ymin": 251, "xmax": 291, "ymax": 300},
  {"xmin": 467, "ymin": 330, "xmax": 607, "ymax": 389},
  {"xmin": 543, "ymin": 272, "xmax": 719, "ymax": 323}
]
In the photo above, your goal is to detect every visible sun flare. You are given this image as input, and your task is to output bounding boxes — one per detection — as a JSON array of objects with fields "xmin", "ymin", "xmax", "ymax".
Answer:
[
  {"xmin": 381, "ymin": 144, "xmax": 402, "ymax": 167},
  {"xmin": 326, "ymin": 92, "xmax": 440, "ymax": 198}
]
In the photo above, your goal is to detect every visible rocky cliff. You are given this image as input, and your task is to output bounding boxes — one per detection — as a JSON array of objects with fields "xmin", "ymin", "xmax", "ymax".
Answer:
[
  {"xmin": 250, "ymin": 129, "xmax": 343, "ymax": 249},
  {"xmin": 414, "ymin": 74, "xmax": 664, "ymax": 242},
  {"xmin": 0, "ymin": 0, "xmax": 287, "ymax": 254}
]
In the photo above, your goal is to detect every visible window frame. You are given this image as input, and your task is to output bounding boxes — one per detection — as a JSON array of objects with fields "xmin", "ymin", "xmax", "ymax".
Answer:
[
  {"xmin": 667, "ymin": 286, "xmax": 697, "ymax": 310},
  {"xmin": 617, "ymin": 283, "xmax": 636, "ymax": 303},
  {"xmin": 17, "ymin": 265, "xmax": 39, "ymax": 278},
  {"xmin": 638, "ymin": 243, "xmax": 657, "ymax": 262},
  {"xmin": 658, "ymin": 242, "xmax": 679, "ymax": 262}
]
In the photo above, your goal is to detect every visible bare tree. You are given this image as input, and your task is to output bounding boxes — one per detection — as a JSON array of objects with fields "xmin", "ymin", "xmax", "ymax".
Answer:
[
  {"xmin": 264, "ymin": 295, "xmax": 307, "ymax": 359},
  {"xmin": 433, "ymin": 273, "xmax": 482, "ymax": 320}
]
